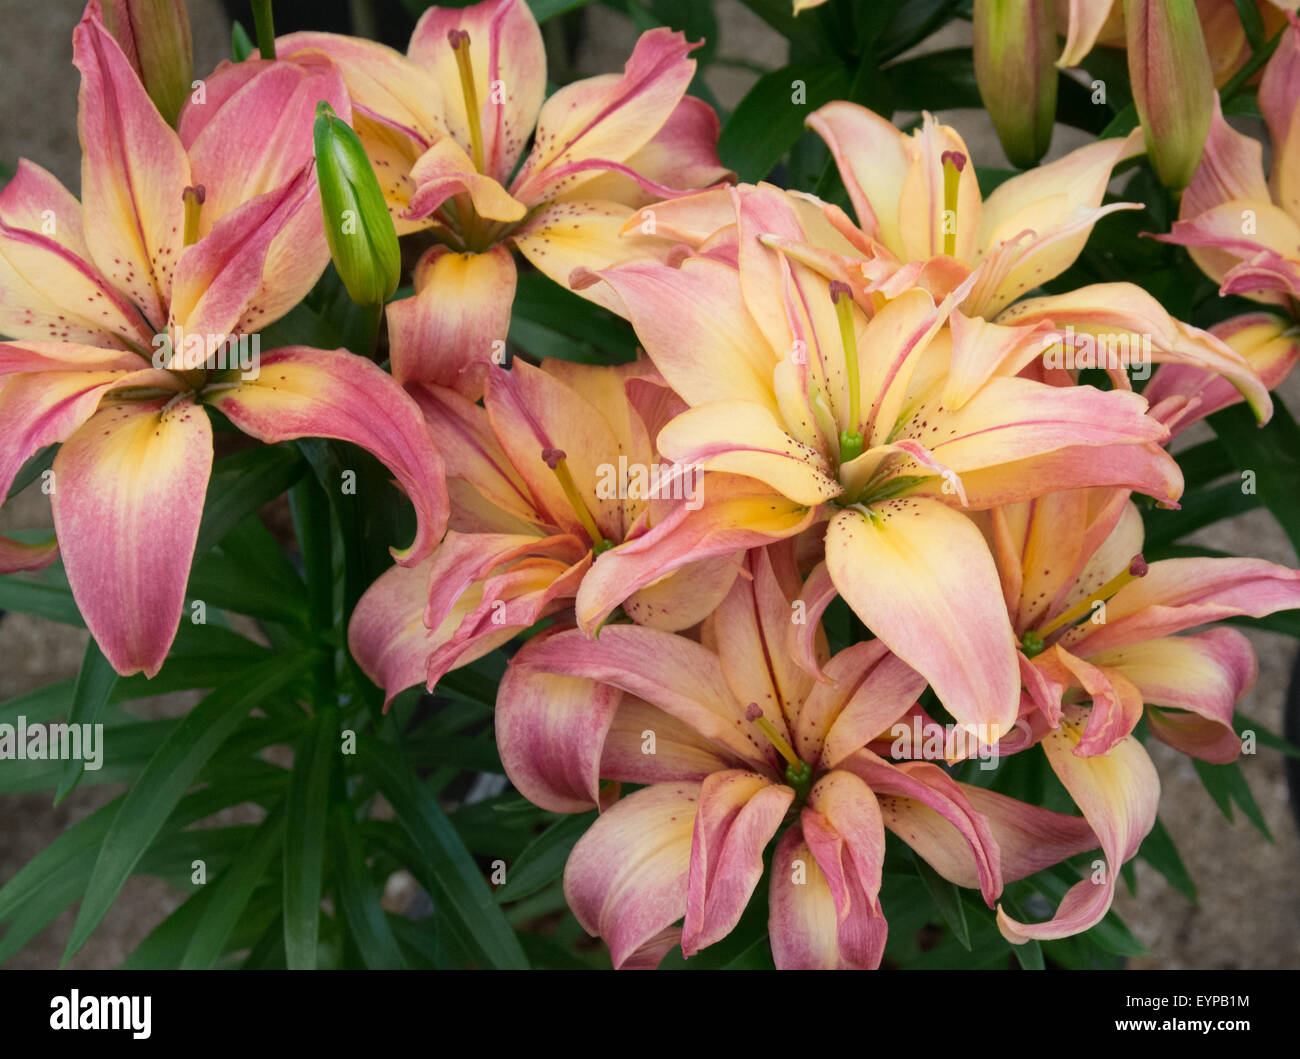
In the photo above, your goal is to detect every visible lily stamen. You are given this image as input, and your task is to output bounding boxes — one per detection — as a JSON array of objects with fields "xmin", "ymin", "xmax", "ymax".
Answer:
[
  {"xmin": 746, "ymin": 703, "xmax": 813, "ymax": 791},
  {"xmin": 1034, "ymin": 553, "xmax": 1149, "ymax": 642},
  {"xmin": 830, "ymin": 280, "xmax": 864, "ymax": 463},
  {"xmin": 182, "ymin": 184, "xmax": 205, "ymax": 247},
  {"xmin": 447, "ymin": 29, "xmax": 486, "ymax": 174},
  {"xmin": 541, "ymin": 447, "xmax": 613, "ymax": 554},
  {"xmin": 941, "ymin": 150, "xmax": 965, "ymax": 257}
]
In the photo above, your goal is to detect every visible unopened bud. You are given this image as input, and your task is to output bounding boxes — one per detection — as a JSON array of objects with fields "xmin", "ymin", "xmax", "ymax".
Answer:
[
  {"xmin": 101, "ymin": 0, "xmax": 194, "ymax": 126},
  {"xmin": 313, "ymin": 101, "xmax": 401, "ymax": 309},
  {"xmin": 1125, "ymin": 0, "xmax": 1215, "ymax": 190},
  {"xmin": 973, "ymin": 0, "xmax": 1058, "ymax": 168}
]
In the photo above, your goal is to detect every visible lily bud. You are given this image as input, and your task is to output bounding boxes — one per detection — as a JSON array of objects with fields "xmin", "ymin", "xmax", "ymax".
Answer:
[
  {"xmin": 973, "ymin": 0, "xmax": 1058, "ymax": 168},
  {"xmin": 313, "ymin": 101, "xmax": 401, "ymax": 310},
  {"xmin": 1125, "ymin": 0, "xmax": 1215, "ymax": 190},
  {"xmin": 101, "ymin": 0, "xmax": 193, "ymax": 126}
]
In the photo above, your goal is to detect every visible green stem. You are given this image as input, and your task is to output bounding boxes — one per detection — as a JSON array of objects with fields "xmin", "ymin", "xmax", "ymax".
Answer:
[
  {"xmin": 251, "ymin": 0, "xmax": 277, "ymax": 61},
  {"xmin": 289, "ymin": 475, "xmax": 336, "ymax": 706}
]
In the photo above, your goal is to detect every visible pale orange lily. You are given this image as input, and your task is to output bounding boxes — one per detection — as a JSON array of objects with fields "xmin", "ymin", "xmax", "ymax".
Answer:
[
  {"xmin": 1143, "ymin": 312, "xmax": 1299, "ymax": 437},
  {"xmin": 0, "ymin": 2, "xmax": 447, "ymax": 676},
  {"xmin": 943, "ymin": 485, "xmax": 1300, "ymax": 942},
  {"xmin": 347, "ymin": 357, "xmax": 748, "ymax": 705},
  {"xmin": 1157, "ymin": 15, "xmax": 1300, "ymax": 312},
  {"xmin": 987, "ymin": 489, "xmax": 1300, "ymax": 763},
  {"xmin": 497, "ymin": 544, "xmax": 1100, "ymax": 968},
  {"xmin": 278, "ymin": 0, "xmax": 731, "ymax": 397},
  {"xmin": 571, "ymin": 183, "xmax": 1184, "ymax": 738}
]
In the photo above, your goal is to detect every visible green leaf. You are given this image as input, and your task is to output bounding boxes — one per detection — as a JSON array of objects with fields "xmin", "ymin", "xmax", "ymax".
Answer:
[
  {"xmin": 719, "ymin": 63, "xmax": 852, "ymax": 182},
  {"xmin": 1236, "ymin": 712, "xmax": 1300, "ymax": 759},
  {"xmin": 282, "ymin": 703, "xmax": 338, "ymax": 969},
  {"xmin": 63, "ymin": 652, "xmax": 312, "ymax": 962},
  {"xmin": 332, "ymin": 802, "xmax": 406, "ymax": 969},
  {"xmin": 494, "ymin": 811, "xmax": 595, "ymax": 904},
  {"xmin": 54, "ymin": 640, "xmax": 119, "ymax": 804},
  {"xmin": 7, "ymin": 445, "xmax": 56, "ymax": 499},
  {"xmin": 1211, "ymin": 400, "xmax": 1300, "ymax": 554},
  {"xmin": 913, "ymin": 853, "xmax": 971, "ymax": 950},
  {"xmin": 885, "ymin": 48, "xmax": 980, "ymax": 111},
  {"xmin": 0, "ymin": 577, "xmax": 83, "ymax": 625},
  {"xmin": 195, "ymin": 445, "xmax": 306, "ymax": 556},
  {"xmin": 527, "ymin": 0, "xmax": 599, "ymax": 19},
  {"xmin": 1137, "ymin": 817, "xmax": 1197, "ymax": 902},
  {"xmin": 355, "ymin": 736, "xmax": 528, "ymax": 969},
  {"xmin": 179, "ymin": 808, "xmax": 285, "ymax": 969},
  {"xmin": 231, "ymin": 20, "xmax": 254, "ymax": 61},
  {"xmin": 1234, "ymin": 0, "xmax": 1266, "ymax": 51},
  {"xmin": 1192, "ymin": 758, "xmax": 1274, "ymax": 840}
]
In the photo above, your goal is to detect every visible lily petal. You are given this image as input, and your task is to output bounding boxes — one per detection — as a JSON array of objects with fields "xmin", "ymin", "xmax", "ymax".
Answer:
[
  {"xmin": 73, "ymin": 2, "xmax": 189, "ymax": 327},
  {"xmin": 1088, "ymin": 627, "xmax": 1256, "ymax": 763},
  {"xmin": 1066, "ymin": 556, "xmax": 1300, "ymax": 655},
  {"xmin": 564, "ymin": 781, "xmax": 697, "ymax": 968},
  {"xmin": 682, "ymin": 769, "xmax": 793, "ymax": 957},
  {"xmin": 52, "ymin": 392, "xmax": 212, "ymax": 676},
  {"xmin": 204, "ymin": 346, "xmax": 448, "ymax": 564},
  {"xmin": 387, "ymin": 244, "xmax": 516, "ymax": 395},
  {"xmin": 407, "ymin": 0, "xmax": 546, "ymax": 184},
  {"xmin": 574, "ymin": 474, "xmax": 820, "ymax": 634},
  {"xmin": 498, "ymin": 648, "xmax": 623, "ymax": 813},
  {"xmin": 0, "ymin": 160, "xmax": 153, "ymax": 348},
  {"xmin": 826, "ymin": 500, "xmax": 1020, "ymax": 734},
  {"xmin": 769, "ymin": 826, "xmax": 849, "ymax": 969},
  {"xmin": 997, "ymin": 704, "xmax": 1158, "ymax": 943},
  {"xmin": 510, "ymin": 28, "xmax": 699, "ymax": 206}
]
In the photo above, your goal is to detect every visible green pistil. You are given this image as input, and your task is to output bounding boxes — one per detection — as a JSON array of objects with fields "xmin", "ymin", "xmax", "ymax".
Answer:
[
  {"xmin": 784, "ymin": 758, "xmax": 813, "ymax": 804},
  {"xmin": 1020, "ymin": 629, "xmax": 1046, "ymax": 658}
]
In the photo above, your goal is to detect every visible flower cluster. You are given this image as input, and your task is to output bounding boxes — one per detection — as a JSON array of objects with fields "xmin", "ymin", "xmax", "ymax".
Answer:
[{"xmin": 3, "ymin": 0, "xmax": 1300, "ymax": 970}]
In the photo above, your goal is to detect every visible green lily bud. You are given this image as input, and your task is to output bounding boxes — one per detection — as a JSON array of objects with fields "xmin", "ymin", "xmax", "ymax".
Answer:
[
  {"xmin": 313, "ymin": 101, "xmax": 401, "ymax": 310},
  {"xmin": 973, "ymin": 0, "xmax": 1058, "ymax": 169},
  {"xmin": 102, "ymin": 0, "xmax": 193, "ymax": 126},
  {"xmin": 1125, "ymin": 0, "xmax": 1215, "ymax": 190}
]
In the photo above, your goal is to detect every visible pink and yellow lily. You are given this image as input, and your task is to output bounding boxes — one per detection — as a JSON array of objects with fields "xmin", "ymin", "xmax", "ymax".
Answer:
[
  {"xmin": 571, "ymin": 183, "xmax": 1185, "ymax": 738},
  {"xmin": 348, "ymin": 357, "xmax": 745, "ymax": 705},
  {"xmin": 0, "ymin": 2, "xmax": 447, "ymax": 676},
  {"xmin": 278, "ymin": 0, "xmax": 731, "ymax": 396},
  {"xmin": 988, "ymin": 488, "xmax": 1300, "ymax": 764},
  {"xmin": 954, "ymin": 486, "xmax": 1300, "ymax": 941},
  {"xmin": 498, "ymin": 544, "xmax": 1101, "ymax": 968}
]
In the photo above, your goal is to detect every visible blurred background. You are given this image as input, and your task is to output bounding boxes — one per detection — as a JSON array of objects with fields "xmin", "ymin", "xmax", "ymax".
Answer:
[{"xmin": 0, "ymin": 0, "xmax": 1297, "ymax": 969}]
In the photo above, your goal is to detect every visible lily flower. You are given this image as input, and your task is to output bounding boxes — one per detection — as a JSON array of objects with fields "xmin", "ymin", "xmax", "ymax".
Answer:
[
  {"xmin": 1156, "ymin": 15, "xmax": 1300, "ymax": 313},
  {"xmin": 497, "ymin": 544, "xmax": 1100, "ymax": 968},
  {"xmin": 348, "ymin": 357, "xmax": 750, "ymax": 705},
  {"xmin": 803, "ymin": 103, "xmax": 1145, "ymax": 318},
  {"xmin": 571, "ymin": 184, "xmax": 1183, "ymax": 737},
  {"xmin": 0, "ymin": 2, "xmax": 447, "ymax": 676},
  {"xmin": 278, "ymin": 0, "xmax": 731, "ymax": 395},
  {"xmin": 985, "ymin": 489, "xmax": 1300, "ymax": 764},
  {"xmin": 1142, "ymin": 312, "xmax": 1299, "ymax": 437},
  {"xmin": 956, "ymin": 486, "xmax": 1300, "ymax": 942}
]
